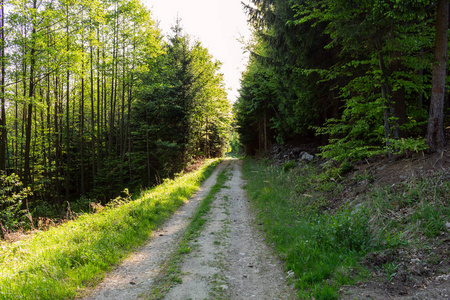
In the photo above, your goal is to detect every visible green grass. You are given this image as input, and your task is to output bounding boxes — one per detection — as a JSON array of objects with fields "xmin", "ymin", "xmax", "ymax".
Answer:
[
  {"xmin": 242, "ymin": 159, "xmax": 365, "ymax": 299},
  {"xmin": 242, "ymin": 158, "xmax": 450, "ymax": 299},
  {"xmin": 243, "ymin": 160, "xmax": 450, "ymax": 299},
  {"xmin": 148, "ymin": 166, "xmax": 231, "ymax": 299},
  {"xmin": 0, "ymin": 159, "xmax": 222, "ymax": 300}
]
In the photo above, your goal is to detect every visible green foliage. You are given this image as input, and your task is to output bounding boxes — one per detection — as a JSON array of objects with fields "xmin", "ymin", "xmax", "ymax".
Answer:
[
  {"xmin": 1, "ymin": 0, "xmax": 231, "ymax": 223},
  {"xmin": 242, "ymin": 158, "xmax": 450, "ymax": 298},
  {"xmin": 242, "ymin": 159, "xmax": 367, "ymax": 298},
  {"xmin": 0, "ymin": 159, "xmax": 221, "ymax": 300},
  {"xmin": 0, "ymin": 174, "xmax": 31, "ymax": 233},
  {"xmin": 238, "ymin": 0, "xmax": 438, "ymax": 162},
  {"xmin": 366, "ymin": 175, "xmax": 450, "ymax": 242},
  {"xmin": 382, "ymin": 262, "xmax": 400, "ymax": 282},
  {"xmin": 339, "ymin": 161, "xmax": 354, "ymax": 175},
  {"xmin": 133, "ymin": 25, "xmax": 231, "ymax": 182},
  {"xmin": 283, "ymin": 160, "xmax": 297, "ymax": 172},
  {"xmin": 411, "ymin": 202, "xmax": 448, "ymax": 238},
  {"xmin": 329, "ymin": 208, "xmax": 373, "ymax": 252},
  {"xmin": 227, "ymin": 130, "xmax": 243, "ymax": 157}
]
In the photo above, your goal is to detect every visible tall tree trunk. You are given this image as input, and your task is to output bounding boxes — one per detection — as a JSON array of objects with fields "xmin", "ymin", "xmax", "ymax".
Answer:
[
  {"xmin": 120, "ymin": 44, "xmax": 126, "ymax": 181},
  {"xmin": 14, "ymin": 72, "xmax": 18, "ymax": 173},
  {"xmin": 0, "ymin": 0, "xmax": 6, "ymax": 171},
  {"xmin": 24, "ymin": 0, "xmax": 37, "ymax": 185},
  {"xmin": 65, "ymin": 4, "xmax": 71, "ymax": 200},
  {"xmin": 90, "ymin": 45, "xmax": 96, "ymax": 189},
  {"xmin": 108, "ymin": 6, "xmax": 118, "ymax": 157},
  {"xmin": 378, "ymin": 51, "xmax": 399, "ymax": 156},
  {"xmin": 80, "ymin": 46, "xmax": 85, "ymax": 196},
  {"xmin": 427, "ymin": 0, "xmax": 448, "ymax": 153},
  {"xmin": 264, "ymin": 110, "xmax": 268, "ymax": 152},
  {"xmin": 54, "ymin": 75, "xmax": 62, "ymax": 211}
]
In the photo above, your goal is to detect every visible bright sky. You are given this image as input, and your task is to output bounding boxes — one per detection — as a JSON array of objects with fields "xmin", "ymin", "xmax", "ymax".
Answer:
[{"xmin": 142, "ymin": 0, "xmax": 252, "ymax": 102}]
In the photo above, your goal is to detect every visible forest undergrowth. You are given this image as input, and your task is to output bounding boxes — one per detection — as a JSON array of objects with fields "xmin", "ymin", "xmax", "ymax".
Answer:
[
  {"xmin": 242, "ymin": 157, "xmax": 450, "ymax": 299},
  {"xmin": 0, "ymin": 159, "xmax": 221, "ymax": 300}
]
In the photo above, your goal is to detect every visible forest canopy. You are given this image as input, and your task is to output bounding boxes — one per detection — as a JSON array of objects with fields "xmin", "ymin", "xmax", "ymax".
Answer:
[
  {"xmin": 0, "ymin": 0, "xmax": 231, "ymax": 227},
  {"xmin": 236, "ymin": 0, "xmax": 449, "ymax": 160}
]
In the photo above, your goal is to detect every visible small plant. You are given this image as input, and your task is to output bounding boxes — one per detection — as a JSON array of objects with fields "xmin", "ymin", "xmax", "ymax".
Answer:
[
  {"xmin": 381, "ymin": 231, "xmax": 407, "ymax": 249},
  {"xmin": 0, "ymin": 173, "xmax": 32, "ymax": 237},
  {"xmin": 329, "ymin": 207, "xmax": 373, "ymax": 252},
  {"xmin": 106, "ymin": 188, "xmax": 132, "ymax": 208},
  {"xmin": 382, "ymin": 262, "xmax": 400, "ymax": 282},
  {"xmin": 283, "ymin": 160, "xmax": 297, "ymax": 172},
  {"xmin": 339, "ymin": 161, "xmax": 354, "ymax": 175},
  {"xmin": 412, "ymin": 203, "xmax": 448, "ymax": 237}
]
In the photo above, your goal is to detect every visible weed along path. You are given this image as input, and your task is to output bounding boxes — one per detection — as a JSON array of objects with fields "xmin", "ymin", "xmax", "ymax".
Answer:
[{"xmin": 84, "ymin": 159, "xmax": 295, "ymax": 300}]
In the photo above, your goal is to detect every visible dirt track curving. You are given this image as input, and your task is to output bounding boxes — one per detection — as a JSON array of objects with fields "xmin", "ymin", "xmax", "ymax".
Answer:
[{"xmin": 83, "ymin": 159, "xmax": 295, "ymax": 300}]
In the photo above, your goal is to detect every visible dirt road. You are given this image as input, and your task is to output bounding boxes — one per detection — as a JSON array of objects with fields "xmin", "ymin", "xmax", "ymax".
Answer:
[{"xmin": 84, "ymin": 159, "xmax": 295, "ymax": 300}]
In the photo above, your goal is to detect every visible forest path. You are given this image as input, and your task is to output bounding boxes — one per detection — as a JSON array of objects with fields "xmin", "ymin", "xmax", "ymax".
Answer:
[
  {"xmin": 83, "ymin": 161, "xmax": 227, "ymax": 300},
  {"xmin": 83, "ymin": 159, "xmax": 296, "ymax": 300}
]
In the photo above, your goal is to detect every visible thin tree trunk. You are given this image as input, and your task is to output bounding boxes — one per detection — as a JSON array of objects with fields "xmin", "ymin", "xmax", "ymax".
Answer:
[
  {"xmin": 427, "ymin": 0, "xmax": 448, "ymax": 153},
  {"xmin": 0, "ymin": 0, "xmax": 6, "ymax": 171},
  {"xmin": 378, "ymin": 51, "xmax": 399, "ymax": 156},
  {"xmin": 14, "ymin": 72, "xmax": 18, "ymax": 173},
  {"xmin": 65, "ymin": 4, "xmax": 71, "ymax": 201},
  {"xmin": 108, "ymin": 6, "xmax": 117, "ymax": 157},
  {"xmin": 54, "ymin": 75, "xmax": 62, "ymax": 211},
  {"xmin": 119, "ymin": 45, "xmax": 125, "ymax": 181},
  {"xmin": 80, "ymin": 19, "xmax": 85, "ymax": 196},
  {"xmin": 24, "ymin": 0, "xmax": 38, "ymax": 185},
  {"xmin": 80, "ymin": 47, "xmax": 85, "ymax": 196},
  {"xmin": 146, "ymin": 129, "xmax": 151, "ymax": 187},
  {"xmin": 90, "ymin": 45, "xmax": 96, "ymax": 189},
  {"xmin": 264, "ymin": 110, "xmax": 268, "ymax": 152}
]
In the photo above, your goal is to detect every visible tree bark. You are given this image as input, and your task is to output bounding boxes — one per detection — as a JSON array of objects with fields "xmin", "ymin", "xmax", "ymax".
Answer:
[
  {"xmin": 65, "ymin": 4, "xmax": 71, "ymax": 200},
  {"xmin": 90, "ymin": 45, "xmax": 96, "ymax": 189},
  {"xmin": 427, "ymin": 0, "xmax": 448, "ymax": 153},
  {"xmin": 24, "ymin": 0, "xmax": 38, "ymax": 185},
  {"xmin": 80, "ymin": 39, "xmax": 85, "ymax": 196},
  {"xmin": 0, "ymin": 0, "xmax": 6, "ymax": 171}
]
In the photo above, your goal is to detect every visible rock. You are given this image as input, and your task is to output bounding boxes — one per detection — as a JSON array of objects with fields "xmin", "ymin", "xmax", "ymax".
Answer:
[
  {"xmin": 273, "ymin": 145, "xmax": 281, "ymax": 154},
  {"xmin": 291, "ymin": 147, "xmax": 301, "ymax": 157},
  {"xmin": 301, "ymin": 152, "xmax": 314, "ymax": 162},
  {"xmin": 446, "ymin": 222, "xmax": 450, "ymax": 231}
]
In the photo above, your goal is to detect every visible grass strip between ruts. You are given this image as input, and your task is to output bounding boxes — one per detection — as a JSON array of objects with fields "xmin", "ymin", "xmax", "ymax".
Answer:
[
  {"xmin": 147, "ymin": 164, "xmax": 231, "ymax": 299},
  {"xmin": 0, "ymin": 159, "xmax": 222, "ymax": 300}
]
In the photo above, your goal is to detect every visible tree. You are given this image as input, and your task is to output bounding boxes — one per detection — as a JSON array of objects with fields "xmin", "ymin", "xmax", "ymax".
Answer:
[
  {"xmin": 427, "ymin": 0, "xmax": 448, "ymax": 153},
  {"xmin": 0, "ymin": 0, "xmax": 5, "ymax": 171},
  {"xmin": 0, "ymin": 0, "xmax": 231, "ymax": 219}
]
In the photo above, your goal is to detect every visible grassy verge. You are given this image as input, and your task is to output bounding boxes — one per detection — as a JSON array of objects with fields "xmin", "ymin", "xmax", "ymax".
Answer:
[
  {"xmin": 242, "ymin": 158, "xmax": 450, "ymax": 300},
  {"xmin": 0, "ymin": 159, "xmax": 222, "ymax": 300},
  {"xmin": 148, "ymin": 165, "xmax": 231, "ymax": 299}
]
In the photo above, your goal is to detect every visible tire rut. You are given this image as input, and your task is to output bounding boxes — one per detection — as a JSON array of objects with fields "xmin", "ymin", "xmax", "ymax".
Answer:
[
  {"xmin": 83, "ymin": 159, "xmax": 296, "ymax": 300},
  {"xmin": 163, "ymin": 159, "xmax": 296, "ymax": 299}
]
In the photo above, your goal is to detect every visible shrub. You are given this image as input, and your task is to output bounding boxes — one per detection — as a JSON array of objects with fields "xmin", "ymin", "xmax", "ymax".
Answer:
[
  {"xmin": 0, "ymin": 173, "xmax": 32, "ymax": 236},
  {"xmin": 283, "ymin": 160, "xmax": 297, "ymax": 172}
]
